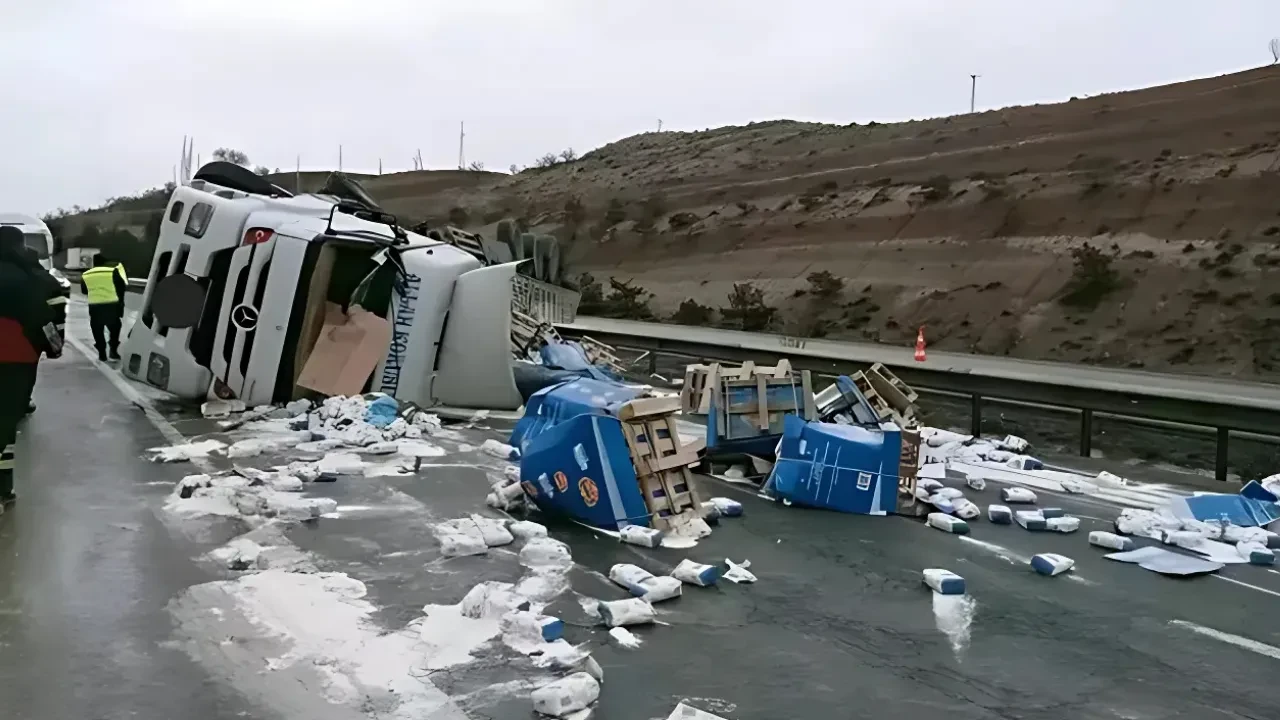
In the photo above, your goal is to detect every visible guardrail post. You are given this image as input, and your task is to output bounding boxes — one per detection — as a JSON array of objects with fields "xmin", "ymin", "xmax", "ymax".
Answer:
[
  {"xmin": 1080, "ymin": 409, "xmax": 1093, "ymax": 458},
  {"xmin": 1216, "ymin": 427, "xmax": 1229, "ymax": 482},
  {"xmin": 970, "ymin": 394, "xmax": 982, "ymax": 437},
  {"xmin": 647, "ymin": 350, "xmax": 658, "ymax": 376}
]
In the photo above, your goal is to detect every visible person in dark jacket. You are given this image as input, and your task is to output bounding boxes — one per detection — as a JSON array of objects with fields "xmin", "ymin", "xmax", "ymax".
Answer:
[
  {"xmin": 0, "ymin": 226, "xmax": 63, "ymax": 511},
  {"xmin": 80, "ymin": 253, "xmax": 127, "ymax": 362},
  {"xmin": 16, "ymin": 245, "xmax": 68, "ymax": 415}
]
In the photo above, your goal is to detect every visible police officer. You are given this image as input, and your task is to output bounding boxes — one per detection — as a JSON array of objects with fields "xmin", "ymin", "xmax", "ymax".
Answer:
[
  {"xmin": 0, "ymin": 226, "xmax": 63, "ymax": 511},
  {"xmin": 80, "ymin": 253, "xmax": 127, "ymax": 362}
]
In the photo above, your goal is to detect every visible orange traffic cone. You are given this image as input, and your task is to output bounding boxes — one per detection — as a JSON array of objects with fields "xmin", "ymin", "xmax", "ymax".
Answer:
[{"xmin": 914, "ymin": 326, "xmax": 927, "ymax": 362}]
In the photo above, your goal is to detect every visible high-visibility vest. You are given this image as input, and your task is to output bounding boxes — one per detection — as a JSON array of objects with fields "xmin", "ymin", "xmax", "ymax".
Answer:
[
  {"xmin": 112, "ymin": 262, "xmax": 128, "ymax": 284},
  {"xmin": 82, "ymin": 266, "xmax": 120, "ymax": 304}
]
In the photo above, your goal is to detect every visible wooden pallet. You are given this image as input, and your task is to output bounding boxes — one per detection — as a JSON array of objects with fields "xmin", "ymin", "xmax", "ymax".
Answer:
[
  {"xmin": 617, "ymin": 396, "xmax": 705, "ymax": 530},
  {"xmin": 850, "ymin": 363, "xmax": 918, "ymax": 428},
  {"xmin": 511, "ymin": 309, "xmax": 560, "ymax": 358}
]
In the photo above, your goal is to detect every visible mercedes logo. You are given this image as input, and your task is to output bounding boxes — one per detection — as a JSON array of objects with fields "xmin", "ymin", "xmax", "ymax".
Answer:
[{"xmin": 231, "ymin": 304, "xmax": 259, "ymax": 331}]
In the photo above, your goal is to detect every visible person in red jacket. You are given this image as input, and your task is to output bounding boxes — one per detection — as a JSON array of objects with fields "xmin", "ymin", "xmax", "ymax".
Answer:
[{"xmin": 0, "ymin": 226, "xmax": 63, "ymax": 511}]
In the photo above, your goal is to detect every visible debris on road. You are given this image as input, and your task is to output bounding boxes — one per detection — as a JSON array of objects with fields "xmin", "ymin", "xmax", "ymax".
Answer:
[
  {"xmin": 509, "ymin": 520, "xmax": 549, "ymax": 540},
  {"xmin": 666, "ymin": 702, "xmax": 732, "ymax": 720},
  {"xmin": 1046, "ymin": 516, "xmax": 1080, "ymax": 533},
  {"xmin": 927, "ymin": 513, "xmax": 970, "ymax": 534},
  {"xmin": 200, "ymin": 399, "xmax": 245, "ymax": 419},
  {"xmin": 1001, "ymin": 487, "xmax": 1038, "ymax": 504},
  {"xmin": 723, "ymin": 558, "xmax": 757, "ymax": 584},
  {"xmin": 1031, "ymin": 553, "xmax": 1075, "ymax": 576},
  {"xmin": 707, "ymin": 496, "xmax": 743, "ymax": 517},
  {"xmin": 598, "ymin": 598, "xmax": 657, "ymax": 627},
  {"xmin": 765, "ymin": 414, "xmax": 903, "ymax": 515},
  {"xmin": 682, "ymin": 360, "xmax": 816, "ymax": 458},
  {"xmin": 1105, "ymin": 546, "xmax": 1224, "ymax": 576},
  {"xmin": 609, "ymin": 627, "xmax": 643, "ymax": 649},
  {"xmin": 1238, "ymin": 542, "xmax": 1275, "ymax": 566},
  {"xmin": 922, "ymin": 568, "xmax": 966, "ymax": 595},
  {"xmin": 672, "ymin": 559, "xmax": 721, "ymax": 587},
  {"xmin": 1015, "ymin": 510, "xmax": 1047, "ymax": 531},
  {"xmin": 609, "ymin": 564, "xmax": 683, "ymax": 603},
  {"xmin": 531, "ymin": 672, "xmax": 601, "ymax": 718},
  {"xmin": 987, "ymin": 504, "xmax": 1012, "ymax": 524},
  {"xmin": 148, "ymin": 438, "xmax": 226, "ymax": 463},
  {"xmin": 1088, "ymin": 531, "xmax": 1136, "ymax": 552},
  {"xmin": 620, "ymin": 525, "xmax": 665, "ymax": 548}
]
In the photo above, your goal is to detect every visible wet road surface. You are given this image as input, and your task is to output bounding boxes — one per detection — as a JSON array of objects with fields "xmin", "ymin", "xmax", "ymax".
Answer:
[{"xmin": 2, "ymin": 300, "xmax": 1279, "ymax": 719}]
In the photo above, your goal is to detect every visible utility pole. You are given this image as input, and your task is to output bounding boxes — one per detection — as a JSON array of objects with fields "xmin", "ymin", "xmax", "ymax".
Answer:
[
  {"xmin": 378, "ymin": 158, "xmax": 382, "ymax": 175},
  {"xmin": 339, "ymin": 145, "xmax": 343, "ymax": 172},
  {"xmin": 658, "ymin": 119, "xmax": 663, "ymax": 132},
  {"xmin": 970, "ymin": 74, "xmax": 981, "ymax": 113},
  {"xmin": 458, "ymin": 121, "xmax": 465, "ymax": 170},
  {"xmin": 296, "ymin": 155, "xmax": 301, "ymax": 194}
]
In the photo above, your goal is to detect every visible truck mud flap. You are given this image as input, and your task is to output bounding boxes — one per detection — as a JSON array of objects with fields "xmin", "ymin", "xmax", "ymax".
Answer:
[{"xmin": 433, "ymin": 262, "xmax": 523, "ymax": 410}]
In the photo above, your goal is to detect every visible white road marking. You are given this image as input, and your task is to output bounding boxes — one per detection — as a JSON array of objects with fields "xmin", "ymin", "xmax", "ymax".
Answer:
[
  {"xmin": 1169, "ymin": 620, "xmax": 1280, "ymax": 661},
  {"xmin": 1212, "ymin": 575, "xmax": 1280, "ymax": 599},
  {"xmin": 63, "ymin": 332, "xmax": 215, "ymax": 474}
]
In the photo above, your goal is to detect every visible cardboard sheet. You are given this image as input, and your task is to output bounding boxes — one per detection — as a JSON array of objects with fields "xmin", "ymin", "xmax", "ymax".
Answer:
[{"xmin": 296, "ymin": 303, "xmax": 392, "ymax": 397}]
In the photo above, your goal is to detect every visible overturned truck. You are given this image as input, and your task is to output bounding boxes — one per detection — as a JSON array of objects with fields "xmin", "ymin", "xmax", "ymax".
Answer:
[{"xmin": 120, "ymin": 162, "xmax": 578, "ymax": 411}]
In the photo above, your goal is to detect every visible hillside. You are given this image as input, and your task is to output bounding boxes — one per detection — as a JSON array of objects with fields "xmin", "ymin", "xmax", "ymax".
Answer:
[{"xmin": 63, "ymin": 65, "xmax": 1280, "ymax": 380}]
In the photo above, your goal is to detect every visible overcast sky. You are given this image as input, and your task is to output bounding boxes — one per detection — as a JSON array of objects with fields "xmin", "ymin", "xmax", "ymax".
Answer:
[{"xmin": 5, "ymin": 1, "xmax": 1279, "ymax": 215}]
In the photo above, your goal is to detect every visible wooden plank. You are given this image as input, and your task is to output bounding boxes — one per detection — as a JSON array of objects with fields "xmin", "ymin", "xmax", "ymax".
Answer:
[{"xmin": 616, "ymin": 395, "xmax": 682, "ymax": 420}]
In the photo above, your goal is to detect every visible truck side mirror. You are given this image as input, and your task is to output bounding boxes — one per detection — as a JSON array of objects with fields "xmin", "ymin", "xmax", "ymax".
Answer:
[{"xmin": 151, "ymin": 274, "xmax": 206, "ymax": 329}]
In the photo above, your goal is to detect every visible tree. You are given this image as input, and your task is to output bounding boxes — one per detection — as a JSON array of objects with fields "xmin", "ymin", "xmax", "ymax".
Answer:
[
  {"xmin": 806, "ymin": 270, "xmax": 844, "ymax": 298},
  {"xmin": 559, "ymin": 148, "xmax": 578, "ymax": 163},
  {"xmin": 1060, "ymin": 243, "xmax": 1122, "ymax": 310},
  {"xmin": 509, "ymin": 164, "xmax": 519, "ymax": 174},
  {"xmin": 720, "ymin": 283, "xmax": 776, "ymax": 331},
  {"xmin": 1271, "ymin": 38, "xmax": 1280, "ymax": 64},
  {"xmin": 212, "ymin": 148, "xmax": 250, "ymax": 166},
  {"xmin": 467, "ymin": 161, "xmax": 486, "ymax": 171},
  {"xmin": 254, "ymin": 166, "xmax": 271, "ymax": 176}
]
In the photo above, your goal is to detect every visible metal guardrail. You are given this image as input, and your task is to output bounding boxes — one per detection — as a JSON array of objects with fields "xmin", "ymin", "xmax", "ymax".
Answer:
[{"xmin": 557, "ymin": 316, "xmax": 1280, "ymax": 482}]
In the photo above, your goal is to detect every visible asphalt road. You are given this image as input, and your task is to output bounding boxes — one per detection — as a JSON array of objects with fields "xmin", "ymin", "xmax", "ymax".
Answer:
[{"xmin": 6, "ymin": 300, "xmax": 1280, "ymax": 719}]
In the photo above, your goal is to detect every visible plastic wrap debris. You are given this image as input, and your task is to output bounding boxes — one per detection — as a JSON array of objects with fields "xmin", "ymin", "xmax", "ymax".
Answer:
[
  {"xmin": 1030, "ymin": 553, "xmax": 1074, "ymax": 576},
  {"xmin": 952, "ymin": 499, "xmax": 980, "ymax": 520},
  {"xmin": 723, "ymin": 558, "xmax": 757, "ymax": 583},
  {"xmin": 609, "ymin": 564, "xmax": 682, "ymax": 603},
  {"xmin": 609, "ymin": 627, "xmax": 643, "ymax": 649},
  {"xmin": 531, "ymin": 672, "xmax": 600, "ymax": 718},
  {"xmin": 965, "ymin": 474, "xmax": 986, "ymax": 491},
  {"xmin": 764, "ymin": 415, "xmax": 900, "ymax": 516},
  {"xmin": 1058, "ymin": 477, "xmax": 1099, "ymax": 494},
  {"xmin": 177, "ymin": 473, "xmax": 213, "ymax": 499},
  {"xmin": 997, "ymin": 435, "xmax": 1029, "ymax": 453},
  {"xmin": 201, "ymin": 399, "xmax": 246, "ymax": 419},
  {"xmin": 1005, "ymin": 455, "xmax": 1044, "ymax": 471},
  {"xmin": 708, "ymin": 497, "xmax": 743, "ymax": 517},
  {"xmin": 1000, "ymin": 487, "xmax": 1037, "ymax": 504},
  {"xmin": 1166, "ymin": 493, "xmax": 1280, "ymax": 528},
  {"xmin": 317, "ymin": 452, "xmax": 366, "ymax": 475},
  {"xmin": 1046, "ymin": 516, "xmax": 1080, "ymax": 533},
  {"xmin": 1238, "ymin": 542, "xmax": 1275, "ymax": 566},
  {"xmin": 671, "ymin": 559, "xmax": 721, "ymax": 587},
  {"xmin": 433, "ymin": 519, "xmax": 488, "ymax": 557},
  {"xmin": 1095, "ymin": 470, "xmax": 1129, "ymax": 488},
  {"xmin": 364, "ymin": 394, "xmax": 399, "ymax": 427},
  {"xmin": 501, "ymin": 610, "xmax": 565, "ymax": 645},
  {"xmin": 987, "ymin": 504, "xmax": 1012, "ymax": 524},
  {"xmin": 1106, "ymin": 546, "xmax": 1224, "ymax": 576},
  {"xmin": 520, "ymin": 537, "xmax": 574, "ymax": 573},
  {"xmin": 1015, "ymin": 510, "xmax": 1047, "ymax": 531},
  {"xmin": 488, "ymin": 481, "xmax": 526, "ymax": 510},
  {"xmin": 148, "ymin": 439, "xmax": 226, "ymax": 463},
  {"xmin": 917, "ymin": 478, "xmax": 944, "ymax": 493},
  {"xmin": 933, "ymin": 487, "xmax": 964, "ymax": 500},
  {"xmin": 597, "ymin": 598, "xmax": 657, "ymax": 627},
  {"xmin": 620, "ymin": 525, "xmax": 665, "ymax": 549},
  {"xmin": 667, "ymin": 703, "xmax": 733, "ymax": 720},
  {"xmin": 1114, "ymin": 508, "xmax": 1181, "ymax": 538},
  {"xmin": 927, "ymin": 513, "xmax": 970, "ymax": 534},
  {"xmin": 1222, "ymin": 525, "xmax": 1280, "ymax": 548},
  {"xmin": 1089, "ymin": 531, "xmax": 1136, "ymax": 552},
  {"xmin": 460, "ymin": 581, "xmax": 529, "ymax": 619},
  {"xmin": 508, "ymin": 520, "xmax": 549, "ymax": 540},
  {"xmin": 927, "ymin": 494, "xmax": 956, "ymax": 514},
  {"xmin": 922, "ymin": 569, "xmax": 966, "ymax": 595},
  {"xmin": 483, "ymin": 438, "xmax": 519, "ymax": 460}
]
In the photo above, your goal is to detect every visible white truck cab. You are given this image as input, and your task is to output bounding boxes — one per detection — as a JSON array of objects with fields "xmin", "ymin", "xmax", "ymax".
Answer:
[{"xmin": 120, "ymin": 163, "xmax": 524, "ymax": 411}]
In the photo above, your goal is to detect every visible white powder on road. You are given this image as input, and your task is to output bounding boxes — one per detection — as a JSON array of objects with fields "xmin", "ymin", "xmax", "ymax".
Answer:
[
  {"xmin": 609, "ymin": 627, "xmax": 643, "ymax": 649},
  {"xmin": 932, "ymin": 593, "xmax": 976, "ymax": 661},
  {"xmin": 149, "ymin": 439, "xmax": 226, "ymax": 463}
]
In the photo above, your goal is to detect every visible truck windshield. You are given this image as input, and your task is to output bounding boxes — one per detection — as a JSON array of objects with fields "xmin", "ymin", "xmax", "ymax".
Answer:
[{"xmin": 23, "ymin": 232, "xmax": 50, "ymax": 258}]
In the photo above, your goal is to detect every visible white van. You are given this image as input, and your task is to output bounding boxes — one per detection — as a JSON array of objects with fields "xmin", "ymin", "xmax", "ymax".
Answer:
[
  {"xmin": 120, "ymin": 164, "xmax": 524, "ymax": 411},
  {"xmin": 0, "ymin": 213, "xmax": 73, "ymax": 294}
]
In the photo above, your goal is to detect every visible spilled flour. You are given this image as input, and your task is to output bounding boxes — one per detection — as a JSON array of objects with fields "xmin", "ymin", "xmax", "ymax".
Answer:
[{"xmin": 932, "ymin": 593, "xmax": 977, "ymax": 661}]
